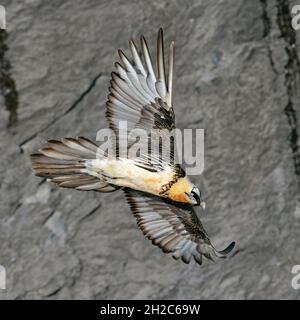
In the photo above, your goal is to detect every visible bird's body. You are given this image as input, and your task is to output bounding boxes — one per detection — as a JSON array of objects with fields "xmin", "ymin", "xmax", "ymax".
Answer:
[
  {"xmin": 31, "ymin": 28, "xmax": 235, "ymax": 265},
  {"xmin": 84, "ymin": 157, "xmax": 194, "ymax": 203}
]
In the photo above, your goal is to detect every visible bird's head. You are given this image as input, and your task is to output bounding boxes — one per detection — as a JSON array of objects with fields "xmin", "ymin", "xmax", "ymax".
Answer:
[{"xmin": 168, "ymin": 178, "xmax": 205, "ymax": 209}]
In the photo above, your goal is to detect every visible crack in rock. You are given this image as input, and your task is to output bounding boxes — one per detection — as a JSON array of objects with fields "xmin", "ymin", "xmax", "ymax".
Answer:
[
  {"xmin": 276, "ymin": 0, "xmax": 300, "ymax": 191},
  {"xmin": 68, "ymin": 203, "xmax": 101, "ymax": 241},
  {"xmin": 260, "ymin": 0, "xmax": 278, "ymax": 74},
  {"xmin": 261, "ymin": 0, "xmax": 271, "ymax": 37},
  {"xmin": 0, "ymin": 29, "xmax": 19, "ymax": 128},
  {"xmin": 43, "ymin": 285, "xmax": 63, "ymax": 298},
  {"xmin": 19, "ymin": 72, "xmax": 102, "ymax": 148}
]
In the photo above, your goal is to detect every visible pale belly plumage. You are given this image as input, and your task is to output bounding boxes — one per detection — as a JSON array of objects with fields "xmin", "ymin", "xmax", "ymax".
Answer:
[{"xmin": 85, "ymin": 158, "xmax": 175, "ymax": 196}]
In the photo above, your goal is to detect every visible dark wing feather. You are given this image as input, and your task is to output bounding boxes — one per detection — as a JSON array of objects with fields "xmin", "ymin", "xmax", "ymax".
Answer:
[
  {"xmin": 106, "ymin": 29, "xmax": 179, "ymax": 172},
  {"xmin": 106, "ymin": 28, "xmax": 175, "ymax": 143},
  {"xmin": 124, "ymin": 189, "xmax": 235, "ymax": 265},
  {"xmin": 31, "ymin": 138, "xmax": 119, "ymax": 193}
]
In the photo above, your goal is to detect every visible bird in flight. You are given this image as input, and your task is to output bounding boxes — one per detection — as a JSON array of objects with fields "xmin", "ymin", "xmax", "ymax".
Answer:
[{"xmin": 31, "ymin": 29, "xmax": 235, "ymax": 265}]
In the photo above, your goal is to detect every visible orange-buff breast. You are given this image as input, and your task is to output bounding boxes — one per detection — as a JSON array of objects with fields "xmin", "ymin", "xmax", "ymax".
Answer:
[{"xmin": 168, "ymin": 177, "xmax": 194, "ymax": 204}]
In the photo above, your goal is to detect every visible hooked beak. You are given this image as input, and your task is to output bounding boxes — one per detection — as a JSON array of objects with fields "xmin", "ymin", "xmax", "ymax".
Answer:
[{"xmin": 187, "ymin": 187, "xmax": 205, "ymax": 208}]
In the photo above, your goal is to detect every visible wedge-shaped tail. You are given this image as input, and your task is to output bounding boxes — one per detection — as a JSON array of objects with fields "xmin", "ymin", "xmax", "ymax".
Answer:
[{"xmin": 31, "ymin": 137, "xmax": 120, "ymax": 192}]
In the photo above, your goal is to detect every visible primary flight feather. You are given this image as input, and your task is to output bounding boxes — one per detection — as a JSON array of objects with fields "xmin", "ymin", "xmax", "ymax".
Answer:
[{"xmin": 31, "ymin": 28, "xmax": 235, "ymax": 265}]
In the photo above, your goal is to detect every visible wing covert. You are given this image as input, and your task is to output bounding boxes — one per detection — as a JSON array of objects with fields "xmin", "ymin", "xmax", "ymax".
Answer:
[
  {"xmin": 124, "ymin": 189, "xmax": 235, "ymax": 265},
  {"xmin": 106, "ymin": 28, "xmax": 175, "ymax": 138}
]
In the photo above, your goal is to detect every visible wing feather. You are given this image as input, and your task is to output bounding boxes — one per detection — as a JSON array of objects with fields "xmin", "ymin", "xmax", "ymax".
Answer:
[
  {"xmin": 105, "ymin": 29, "xmax": 180, "ymax": 174},
  {"xmin": 106, "ymin": 29, "xmax": 175, "ymax": 143},
  {"xmin": 125, "ymin": 189, "xmax": 235, "ymax": 265},
  {"xmin": 157, "ymin": 28, "xmax": 167, "ymax": 98},
  {"xmin": 129, "ymin": 39, "xmax": 147, "ymax": 77},
  {"xmin": 141, "ymin": 35, "xmax": 157, "ymax": 86},
  {"xmin": 166, "ymin": 41, "xmax": 174, "ymax": 107}
]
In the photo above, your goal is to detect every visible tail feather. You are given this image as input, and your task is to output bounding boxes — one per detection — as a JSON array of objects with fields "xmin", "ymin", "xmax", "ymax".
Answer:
[
  {"xmin": 46, "ymin": 138, "xmax": 96, "ymax": 158},
  {"xmin": 31, "ymin": 137, "xmax": 120, "ymax": 193}
]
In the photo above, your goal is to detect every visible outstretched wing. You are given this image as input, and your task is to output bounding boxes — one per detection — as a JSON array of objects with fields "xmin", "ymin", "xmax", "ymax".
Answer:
[
  {"xmin": 106, "ymin": 28, "xmax": 175, "ymax": 140},
  {"xmin": 106, "ymin": 28, "xmax": 182, "ymax": 173},
  {"xmin": 124, "ymin": 189, "xmax": 235, "ymax": 265}
]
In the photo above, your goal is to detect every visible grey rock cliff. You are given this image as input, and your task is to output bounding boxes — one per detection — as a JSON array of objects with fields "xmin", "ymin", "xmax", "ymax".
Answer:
[{"xmin": 0, "ymin": 0, "xmax": 300, "ymax": 299}]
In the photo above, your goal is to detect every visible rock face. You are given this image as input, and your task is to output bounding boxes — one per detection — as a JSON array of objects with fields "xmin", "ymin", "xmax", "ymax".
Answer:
[{"xmin": 0, "ymin": 0, "xmax": 300, "ymax": 299}]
